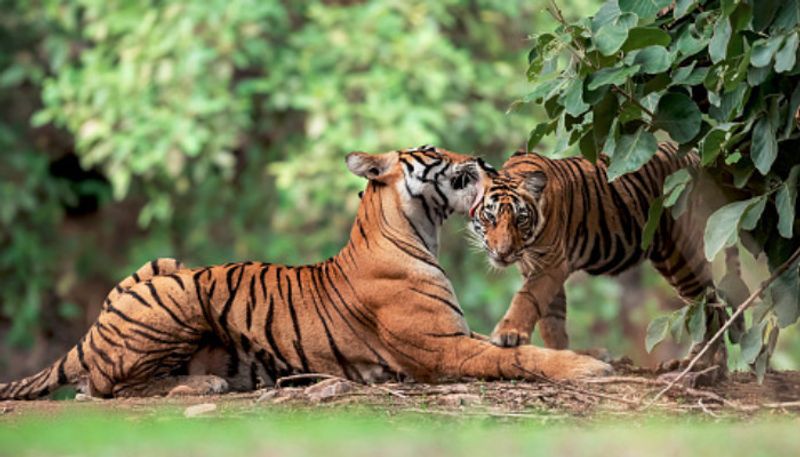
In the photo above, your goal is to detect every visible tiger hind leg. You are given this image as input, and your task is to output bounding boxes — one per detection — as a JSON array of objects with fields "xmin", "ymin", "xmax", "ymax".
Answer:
[{"xmin": 650, "ymin": 224, "xmax": 728, "ymax": 384}]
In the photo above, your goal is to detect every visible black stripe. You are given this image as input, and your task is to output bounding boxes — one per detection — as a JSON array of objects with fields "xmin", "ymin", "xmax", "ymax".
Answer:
[
  {"xmin": 145, "ymin": 282, "xmax": 196, "ymax": 333},
  {"xmin": 264, "ymin": 292, "xmax": 292, "ymax": 371},
  {"xmin": 166, "ymin": 274, "xmax": 185, "ymax": 290},
  {"xmin": 286, "ymin": 270, "xmax": 311, "ymax": 372},
  {"xmin": 76, "ymin": 338, "xmax": 90, "ymax": 372},
  {"xmin": 57, "ymin": 356, "xmax": 67, "ymax": 385},
  {"xmin": 409, "ymin": 287, "xmax": 463, "ymax": 316},
  {"xmin": 124, "ymin": 289, "xmax": 152, "ymax": 308}
]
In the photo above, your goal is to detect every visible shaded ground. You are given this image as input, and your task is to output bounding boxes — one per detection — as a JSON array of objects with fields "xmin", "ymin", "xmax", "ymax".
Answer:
[{"xmin": 3, "ymin": 364, "xmax": 800, "ymax": 421}]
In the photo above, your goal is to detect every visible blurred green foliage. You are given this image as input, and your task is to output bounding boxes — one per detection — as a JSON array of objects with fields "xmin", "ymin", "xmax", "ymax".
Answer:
[{"xmin": 2, "ymin": 0, "xmax": 795, "ymax": 370}]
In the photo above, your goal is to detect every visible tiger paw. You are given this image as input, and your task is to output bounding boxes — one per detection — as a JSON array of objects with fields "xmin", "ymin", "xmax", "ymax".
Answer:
[
  {"xmin": 490, "ymin": 328, "xmax": 530, "ymax": 347},
  {"xmin": 541, "ymin": 350, "xmax": 614, "ymax": 380}
]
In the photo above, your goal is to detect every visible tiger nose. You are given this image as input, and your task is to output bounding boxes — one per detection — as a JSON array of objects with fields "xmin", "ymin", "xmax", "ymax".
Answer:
[{"xmin": 493, "ymin": 240, "xmax": 515, "ymax": 260}]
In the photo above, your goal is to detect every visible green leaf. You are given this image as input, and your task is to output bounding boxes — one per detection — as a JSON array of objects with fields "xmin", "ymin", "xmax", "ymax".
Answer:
[
  {"xmin": 603, "ymin": 117, "xmax": 619, "ymax": 156},
  {"xmin": 559, "ymin": 78, "xmax": 589, "ymax": 116},
  {"xmin": 527, "ymin": 122, "xmax": 556, "ymax": 151},
  {"xmin": 523, "ymin": 78, "xmax": 567, "ymax": 104},
  {"xmin": 740, "ymin": 196, "xmax": 767, "ymax": 231},
  {"xmin": 619, "ymin": 0, "xmax": 671, "ymax": 21},
  {"xmin": 783, "ymin": 84, "xmax": 800, "ymax": 139},
  {"xmin": 674, "ymin": 0, "xmax": 698, "ymax": 19},
  {"xmin": 669, "ymin": 306, "xmax": 688, "ymax": 342},
  {"xmin": 772, "ymin": 0, "xmax": 800, "ymax": 31},
  {"xmin": 688, "ymin": 301, "xmax": 706, "ymax": 343},
  {"xmin": 753, "ymin": 0, "xmax": 782, "ymax": 31},
  {"xmin": 663, "ymin": 168, "xmax": 692, "ymax": 207},
  {"xmin": 700, "ymin": 128, "xmax": 727, "ymax": 165},
  {"xmin": 641, "ymin": 195, "xmax": 664, "ymax": 250},
  {"xmin": 750, "ymin": 35, "xmax": 785, "ymax": 68},
  {"xmin": 594, "ymin": 12, "xmax": 638, "ymax": 56},
  {"xmin": 587, "ymin": 64, "xmax": 641, "ymax": 90},
  {"xmin": 645, "ymin": 315, "xmax": 671, "ymax": 353},
  {"xmin": 607, "ymin": 127, "xmax": 658, "ymax": 181},
  {"xmin": 775, "ymin": 32, "xmax": 799, "ymax": 73},
  {"xmin": 770, "ymin": 262, "xmax": 800, "ymax": 328},
  {"xmin": 776, "ymin": 165, "xmax": 800, "ymax": 238},
  {"xmin": 708, "ymin": 16, "xmax": 732, "ymax": 64},
  {"xmin": 653, "ymin": 92, "xmax": 702, "ymax": 143},
  {"xmin": 628, "ymin": 45, "xmax": 672, "ymax": 74},
  {"xmin": 671, "ymin": 64, "xmax": 709, "ymax": 86},
  {"xmin": 740, "ymin": 321, "xmax": 766, "ymax": 364},
  {"xmin": 622, "ymin": 27, "xmax": 672, "ymax": 52},
  {"xmin": 674, "ymin": 23, "xmax": 712, "ymax": 58},
  {"xmin": 704, "ymin": 197, "xmax": 763, "ymax": 260},
  {"xmin": 751, "ymin": 115, "xmax": 778, "ymax": 175}
]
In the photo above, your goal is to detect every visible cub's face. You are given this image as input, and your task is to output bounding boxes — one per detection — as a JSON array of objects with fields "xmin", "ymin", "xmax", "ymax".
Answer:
[
  {"xmin": 470, "ymin": 170, "xmax": 547, "ymax": 268},
  {"xmin": 347, "ymin": 145, "xmax": 495, "ymax": 220}
]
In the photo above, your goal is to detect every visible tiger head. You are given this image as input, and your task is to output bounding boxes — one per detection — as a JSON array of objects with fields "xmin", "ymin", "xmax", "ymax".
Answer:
[
  {"xmin": 346, "ymin": 145, "xmax": 496, "ymax": 221},
  {"xmin": 470, "ymin": 169, "xmax": 547, "ymax": 268}
]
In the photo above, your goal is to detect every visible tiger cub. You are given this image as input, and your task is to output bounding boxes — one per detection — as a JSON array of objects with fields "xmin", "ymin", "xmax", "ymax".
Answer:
[
  {"xmin": 470, "ymin": 144, "xmax": 738, "ymax": 375},
  {"xmin": 1, "ymin": 146, "xmax": 610, "ymax": 400}
]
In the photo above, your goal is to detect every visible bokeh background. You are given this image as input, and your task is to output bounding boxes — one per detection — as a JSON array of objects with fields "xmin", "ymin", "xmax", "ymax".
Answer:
[{"xmin": 2, "ymin": 0, "xmax": 798, "ymax": 381}]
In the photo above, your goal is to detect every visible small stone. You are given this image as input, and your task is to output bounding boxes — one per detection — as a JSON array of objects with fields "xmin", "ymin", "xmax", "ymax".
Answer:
[
  {"xmin": 74, "ymin": 393, "xmax": 95, "ymax": 402},
  {"xmin": 440, "ymin": 394, "xmax": 482, "ymax": 408},
  {"xmin": 183, "ymin": 403, "xmax": 217, "ymax": 418},
  {"xmin": 304, "ymin": 378, "xmax": 355, "ymax": 402}
]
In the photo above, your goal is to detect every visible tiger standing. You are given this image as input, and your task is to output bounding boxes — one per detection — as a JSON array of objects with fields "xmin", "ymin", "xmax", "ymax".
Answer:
[
  {"xmin": 0, "ymin": 146, "xmax": 610, "ymax": 400},
  {"xmin": 470, "ymin": 145, "xmax": 738, "ymax": 376}
]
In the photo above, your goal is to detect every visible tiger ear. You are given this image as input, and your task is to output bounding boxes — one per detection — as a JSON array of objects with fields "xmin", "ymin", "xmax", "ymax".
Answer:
[
  {"xmin": 520, "ymin": 170, "xmax": 547, "ymax": 200},
  {"xmin": 346, "ymin": 152, "xmax": 396, "ymax": 181}
]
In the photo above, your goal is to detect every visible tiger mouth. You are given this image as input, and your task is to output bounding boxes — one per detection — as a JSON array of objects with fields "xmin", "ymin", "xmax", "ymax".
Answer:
[{"xmin": 487, "ymin": 253, "xmax": 518, "ymax": 268}]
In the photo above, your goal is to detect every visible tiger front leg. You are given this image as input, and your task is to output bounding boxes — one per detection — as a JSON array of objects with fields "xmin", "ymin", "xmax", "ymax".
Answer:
[
  {"xmin": 436, "ymin": 336, "xmax": 612, "ymax": 381},
  {"xmin": 491, "ymin": 268, "xmax": 567, "ymax": 348}
]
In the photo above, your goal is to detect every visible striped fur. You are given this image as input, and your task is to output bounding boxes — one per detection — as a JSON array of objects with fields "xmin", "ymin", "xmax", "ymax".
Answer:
[
  {"xmin": 471, "ymin": 144, "xmax": 734, "ymax": 363},
  {"xmin": 0, "ymin": 146, "xmax": 610, "ymax": 400}
]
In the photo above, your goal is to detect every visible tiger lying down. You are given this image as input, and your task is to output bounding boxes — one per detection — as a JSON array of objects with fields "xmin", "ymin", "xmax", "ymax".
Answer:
[{"xmin": 0, "ymin": 145, "xmax": 610, "ymax": 400}]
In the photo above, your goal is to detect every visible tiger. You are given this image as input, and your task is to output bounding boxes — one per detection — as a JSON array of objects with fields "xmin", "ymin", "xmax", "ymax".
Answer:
[
  {"xmin": 469, "ymin": 144, "xmax": 741, "ymax": 378},
  {"xmin": 0, "ymin": 145, "xmax": 610, "ymax": 400}
]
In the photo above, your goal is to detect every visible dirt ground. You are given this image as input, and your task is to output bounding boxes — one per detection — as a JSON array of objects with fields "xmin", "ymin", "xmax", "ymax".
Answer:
[{"xmin": 3, "ymin": 361, "xmax": 800, "ymax": 422}]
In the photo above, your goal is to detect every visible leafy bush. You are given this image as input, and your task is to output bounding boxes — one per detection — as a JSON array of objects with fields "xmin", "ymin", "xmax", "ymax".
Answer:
[
  {"xmin": 2, "ymin": 0, "xmax": 580, "ymax": 347},
  {"xmin": 522, "ymin": 0, "xmax": 800, "ymax": 377}
]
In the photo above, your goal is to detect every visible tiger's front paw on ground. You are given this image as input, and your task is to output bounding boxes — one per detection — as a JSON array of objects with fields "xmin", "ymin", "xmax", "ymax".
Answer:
[
  {"xmin": 546, "ymin": 352, "xmax": 614, "ymax": 381},
  {"xmin": 490, "ymin": 324, "xmax": 530, "ymax": 347}
]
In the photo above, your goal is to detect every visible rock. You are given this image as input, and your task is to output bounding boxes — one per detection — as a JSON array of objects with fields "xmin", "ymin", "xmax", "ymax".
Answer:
[
  {"xmin": 183, "ymin": 403, "xmax": 217, "ymax": 418},
  {"xmin": 439, "ymin": 394, "xmax": 482, "ymax": 408},
  {"xmin": 304, "ymin": 378, "xmax": 355, "ymax": 402}
]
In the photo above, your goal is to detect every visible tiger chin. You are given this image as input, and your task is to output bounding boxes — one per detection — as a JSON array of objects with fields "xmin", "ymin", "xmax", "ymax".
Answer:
[
  {"xmin": 471, "ymin": 146, "xmax": 736, "ymax": 381},
  {"xmin": 0, "ymin": 145, "xmax": 610, "ymax": 400}
]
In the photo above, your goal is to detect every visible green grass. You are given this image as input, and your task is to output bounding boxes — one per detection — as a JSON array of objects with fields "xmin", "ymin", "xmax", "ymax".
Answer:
[{"xmin": 1, "ymin": 407, "xmax": 799, "ymax": 457}]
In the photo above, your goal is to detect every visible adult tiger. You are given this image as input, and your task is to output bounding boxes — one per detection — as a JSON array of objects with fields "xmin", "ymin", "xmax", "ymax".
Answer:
[
  {"xmin": 0, "ymin": 146, "xmax": 610, "ymax": 400},
  {"xmin": 470, "ymin": 145, "xmax": 739, "ymax": 375}
]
